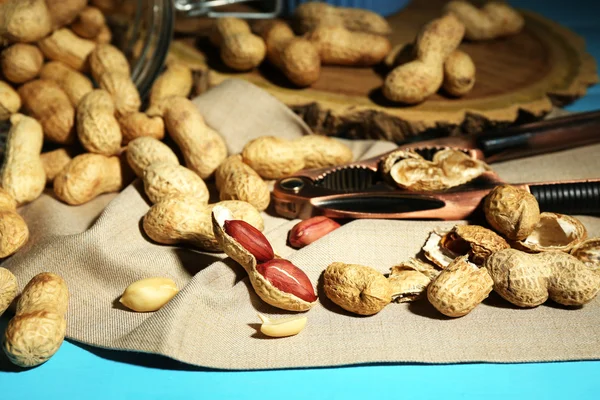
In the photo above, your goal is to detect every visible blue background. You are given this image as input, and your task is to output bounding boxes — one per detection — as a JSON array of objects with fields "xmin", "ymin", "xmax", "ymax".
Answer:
[{"xmin": 1, "ymin": 1, "xmax": 600, "ymax": 398}]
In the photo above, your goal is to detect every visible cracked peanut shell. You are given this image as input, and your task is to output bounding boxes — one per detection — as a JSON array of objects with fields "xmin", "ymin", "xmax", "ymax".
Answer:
[
  {"xmin": 513, "ymin": 212, "xmax": 587, "ymax": 253},
  {"xmin": 387, "ymin": 148, "xmax": 490, "ymax": 191},
  {"xmin": 423, "ymin": 225, "xmax": 509, "ymax": 267},
  {"xmin": 211, "ymin": 205, "xmax": 317, "ymax": 312}
]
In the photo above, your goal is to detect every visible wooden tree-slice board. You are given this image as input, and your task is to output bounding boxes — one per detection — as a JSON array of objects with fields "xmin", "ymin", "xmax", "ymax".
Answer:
[{"xmin": 193, "ymin": 0, "xmax": 598, "ymax": 142}]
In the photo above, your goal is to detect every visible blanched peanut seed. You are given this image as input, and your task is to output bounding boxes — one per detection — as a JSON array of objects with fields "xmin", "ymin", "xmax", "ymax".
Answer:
[
  {"xmin": 119, "ymin": 277, "xmax": 179, "ymax": 312},
  {"xmin": 257, "ymin": 313, "xmax": 307, "ymax": 338}
]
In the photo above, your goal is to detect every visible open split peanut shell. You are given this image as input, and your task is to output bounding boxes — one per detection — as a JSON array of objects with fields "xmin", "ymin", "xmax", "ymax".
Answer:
[
  {"xmin": 382, "ymin": 148, "xmax": 490, "ymax": 191},
  {"xmin": 211, "ymin": 205, "xmax": 317, "ymax": 312},
  {"xmin": 512, "ymin": 212, "xmax": 588, "ymax": 253},
  {"xmin": 422, "ymin": 225, "xmax": 509, "ymax": 268}
]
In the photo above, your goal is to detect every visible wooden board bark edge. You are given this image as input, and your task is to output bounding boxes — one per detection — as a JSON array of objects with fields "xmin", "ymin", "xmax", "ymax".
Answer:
[{"xmin": 172, "ymin": 10, "xmax": 598, "ymax": 143}]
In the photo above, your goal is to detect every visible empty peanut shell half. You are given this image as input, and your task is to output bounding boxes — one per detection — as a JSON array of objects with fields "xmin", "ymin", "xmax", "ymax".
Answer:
[{"xmin": 512, "ymin": 212, "xmax": 587, "ymax": 253}]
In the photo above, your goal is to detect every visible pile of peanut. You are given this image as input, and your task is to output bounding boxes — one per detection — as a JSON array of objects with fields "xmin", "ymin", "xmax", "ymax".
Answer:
[
  {"xmin": 211, "ymin": 1, "xmax": 524, "ymax": 104},
  {"xmin": 0, "ymin": 0, "xmax": 359, "ymax": 365},
  {"xmin": 0, "ymin": 0, "xmax": 594, "ymax": 366},
  {"xmin": 321, "ymin": 185, "xmax": 600, "ymax": 318}
]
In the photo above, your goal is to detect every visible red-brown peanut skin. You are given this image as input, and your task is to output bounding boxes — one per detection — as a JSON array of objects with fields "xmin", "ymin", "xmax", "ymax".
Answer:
[
  {"xmin": 289, "ymin": 216, "xmax": 341, "ymax": 249},
  {"xmin": 256, "ymin": 259, "xmax": 318, "ymax": 303},
  {"xmin": 224, "ymin": 220, "xmax": 274, "ymax": 263}
]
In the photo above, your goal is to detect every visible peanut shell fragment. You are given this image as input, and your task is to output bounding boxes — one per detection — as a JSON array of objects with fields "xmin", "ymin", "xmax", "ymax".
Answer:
[
  {"xmin": 423, "ymin": 225, "xmax": 509, "ymax": 268},
  {"xmin": 388, "ymin": 258, "xmax": 440, "ymax": 303},
  {"xmin": 386, "ymin": 148, "xmax": 490, "ymax": 191}
]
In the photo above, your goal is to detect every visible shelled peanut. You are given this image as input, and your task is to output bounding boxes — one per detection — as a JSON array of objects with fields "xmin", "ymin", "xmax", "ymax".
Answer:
[
  {"xmin": 119, "ymin": 277, "xmax": 179, "ymax": 313},
  {"xmin": 288, "ymin": 216, "xmax": 341, "ymax": 249}
]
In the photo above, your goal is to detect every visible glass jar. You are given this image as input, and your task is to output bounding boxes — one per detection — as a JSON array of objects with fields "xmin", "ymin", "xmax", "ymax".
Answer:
[{"xmin": 103, "ymin": 0, "xmax": 175, "ymax": 98}]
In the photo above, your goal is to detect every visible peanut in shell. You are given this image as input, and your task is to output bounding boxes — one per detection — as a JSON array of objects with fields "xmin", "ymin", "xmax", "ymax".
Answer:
[{"xmin": 484, "ymin": 184, "xmax": 540, "ymax": 240}]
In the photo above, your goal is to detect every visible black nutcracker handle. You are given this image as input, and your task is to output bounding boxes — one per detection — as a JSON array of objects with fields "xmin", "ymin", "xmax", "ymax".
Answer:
[{"xmin": 528, "ymin": 180, "xmax": 600, "ymax": 215}]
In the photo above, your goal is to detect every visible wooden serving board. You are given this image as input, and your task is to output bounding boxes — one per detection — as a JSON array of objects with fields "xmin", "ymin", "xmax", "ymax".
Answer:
[{"xmin": 186, "ymin": 0, "xmax": 598, "ymax": 142}]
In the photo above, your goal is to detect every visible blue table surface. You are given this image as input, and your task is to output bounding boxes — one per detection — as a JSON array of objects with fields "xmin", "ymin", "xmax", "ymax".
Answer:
[{"xmin": 2, "ymin": 1, "xmax": 599, "ymax": 398}]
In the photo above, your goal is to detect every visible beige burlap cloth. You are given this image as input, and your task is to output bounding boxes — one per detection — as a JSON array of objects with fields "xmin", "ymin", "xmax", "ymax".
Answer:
[{"xmin": 4, "ymin": 79, "xmax": 600, "ymax": 370}]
